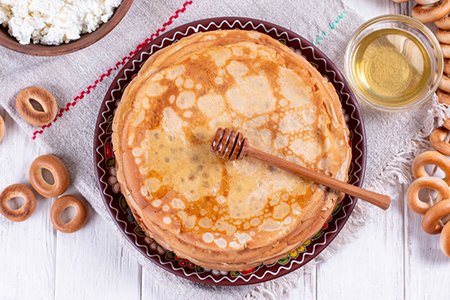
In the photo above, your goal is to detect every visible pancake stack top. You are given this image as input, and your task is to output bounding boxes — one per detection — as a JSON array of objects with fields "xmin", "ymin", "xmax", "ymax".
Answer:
[{"xmin": 112, "ymin": 30, "xmax": 351, "ymax": 271}]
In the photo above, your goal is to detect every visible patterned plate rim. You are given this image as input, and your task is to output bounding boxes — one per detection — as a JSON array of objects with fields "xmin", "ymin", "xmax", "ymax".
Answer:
[{"xmin": 93, "ymin": 17, "xmax": 366, "ymax": 286}]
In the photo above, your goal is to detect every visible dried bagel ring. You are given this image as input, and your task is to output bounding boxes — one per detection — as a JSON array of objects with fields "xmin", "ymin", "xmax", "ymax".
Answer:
[
  {"xmin": 445, "ymin": 58, "xmax": 450, "ymax": 74},
  {"xmin": 443, "ymin": 118, "xmax": 450, "ymax": 130},
  {"xmin": 422, "ymin": 199, "xmax": 450, "ymax": 234},
  {"xmin": 407, "ymin": 177, "xmax": 450, "ymax": 215},
  {"xmin": 412, "ymin": 151, "xmax": 450, "ymax": 185},
  {"xmin": 439, "ymin": 74, "xmax": 450, "ymax": 93},
  {"xmin": 50, "ymin": 195, "xmax": 88, "ymax": 233},
  {"xmin": 16, "ymin": 86, "xmax": 57, "ymax": 126},
  {"xmin": 436, "ymin": 13, "xmax": 450, "ymax": 29},
  {"xmin": 0, "ymin": 184, "xmax": 36, "ymax": 222},
  {"xmin": 412, "ymin": 0, "xmax": 450, "ymax": 23},
  {"xmin": 416, "ymin": 0, "xmax": 440, "ymax": 4},
  {"xmin": 441, "ymin": 43, "xmax": 450, "ymax": 58},
  {"xmin": 436, "ymin": 28, "xmax": 450, "ymax": 43},
  {"xmin": 441, "ymin": 222, "xmax": 450, "ymax": 257},
  {"xmin": 430, "ymin": 126, "xmax": 450, "ymax": 155},
  {"xmin": 0, "ymin": 114, "xmax": 4, "ymax": 143},
  {"xmin": 438, "ymin": 89, "xmax": 450, "ymax": 105},
  {"xmin": 29, "ymin": 155, "xmax": 69, "ymax": 198}
]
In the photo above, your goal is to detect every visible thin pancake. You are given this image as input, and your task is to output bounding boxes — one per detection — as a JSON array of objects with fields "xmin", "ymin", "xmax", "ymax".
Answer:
[{"xmin": 114, "ymin": 34, "xmax": 351, "ymax": 271}]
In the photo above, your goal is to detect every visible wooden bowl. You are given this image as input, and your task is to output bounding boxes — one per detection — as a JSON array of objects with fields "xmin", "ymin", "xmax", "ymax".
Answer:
[{"xmin": 0, "ymin": 0, "xmax": 133, "ymax": 56}]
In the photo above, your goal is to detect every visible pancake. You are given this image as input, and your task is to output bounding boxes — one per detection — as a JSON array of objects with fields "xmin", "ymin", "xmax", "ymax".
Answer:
[{"xmin": 113, "ymin": 30, "xmax": 351, "ymax": 271}]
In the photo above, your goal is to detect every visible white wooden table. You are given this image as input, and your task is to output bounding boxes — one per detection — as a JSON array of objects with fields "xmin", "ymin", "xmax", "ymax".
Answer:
[{"xmin": 1, "ymin": 1, "xmax": 449, "ymax": 299}]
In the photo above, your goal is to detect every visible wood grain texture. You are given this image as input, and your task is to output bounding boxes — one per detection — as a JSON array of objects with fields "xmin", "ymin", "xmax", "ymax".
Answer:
[
  {"xmin": 0, "ymin": 108, "xmax": 141, "ymax": 300},
  {"xmin": 246, "ymin": 146, "xmax": 391, "ymax": 210},
  {"xmin": 53, "ymin": 195, "xmax": 141, "ymax": 300},
  {"xmin": 405, "ymin": 196, "xmax": 450, "ymax": 300},
  {"xmin": 212, "ymin": 128, "xmax": 390, "ymax": 209},
  {"xmin": 285, "ymin": 264, "xmax": 316, "ymax": 299},
  {"xmin": 405, "ymin": 166, "xmax": 450, "ymax": 300},
  {"xmin": 316, "ymin": 185, "xmax": 404, "ymax": 300},
  {"xmin": 0, "ymin": 108, "xmax": 56, "ymax": 300},
  {"xmin": 142, "ymin": 268, "xmax": 172, "ymax": 300}
]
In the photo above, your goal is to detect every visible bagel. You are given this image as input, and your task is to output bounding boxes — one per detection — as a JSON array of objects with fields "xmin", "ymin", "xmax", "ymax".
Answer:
[
  {"xmin": 445, "ymin": 58, "xmax": 450, "ymax": 74},
  {"xmin": 437, "ymin": 89, "xmax": 450, "ymax": 105},
  {"xmin": 436, "ymin": 28, "xmax": 450, "ymax": 44},
  {"xmin": 16, "ymin": 86, "xmax": 57, "ymax": 126},
  {"xmin": 412, "ymin": 151, "xmax": 450, "ymax": 185},
  {"xmin": 29, "ymin": 155, "xmax": 70, "ymax": 198},
  {"xmin": 50, "ymin": 195, "xmax": 88, "ymax": 233},
  {"xmin": 441, "ymin": 222, "xmax": 450, "ymax": 257},
  {"xmin": 430, "ymin": 126, "xmax": 450, "ymax": 155},
  {"xmin": 436, "ymin": 13, "xmax": 450, "ymax": 29},
  {"xmin": 407, "ymin": 177, "xmax": 450, "ymax": 215},
  {"xmin": 439, "ymin": 74, "xmax": 450, "ymax": 93},
  {"xmin": 0, "ymin": 184, "xmax": 36, "ymax": 222},
  {"xmin": 412, "ymin": 0, "xmax": 450, "ymax": 23},
  {"xmin": 441, "ymin": 43, "xmax": 450, "ymax": 58},
  {"xmin": 422, "ymin": 199, "xmax": 450, "ymax": 234},
  {"xmin": 443, "ymin": 118, "xmax": 450, "ymax": 130},
  {"xmin": 0, "ymin": 114, "xmax": 4, "ymax": 143},
  {"xmin": 416, "ymin": 0, "xmax": 440, "ymax": 4}
]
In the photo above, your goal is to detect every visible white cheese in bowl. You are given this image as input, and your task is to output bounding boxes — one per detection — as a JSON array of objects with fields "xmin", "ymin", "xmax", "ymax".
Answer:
[{"xmin": 0, "ymin": 0, "xmax": 122, "ymax": 45}]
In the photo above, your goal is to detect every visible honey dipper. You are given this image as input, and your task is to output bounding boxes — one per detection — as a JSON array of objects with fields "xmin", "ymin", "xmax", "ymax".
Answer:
[{"xmin": 211, "ymin": 128, "xmax": 391, "ymax": 210}]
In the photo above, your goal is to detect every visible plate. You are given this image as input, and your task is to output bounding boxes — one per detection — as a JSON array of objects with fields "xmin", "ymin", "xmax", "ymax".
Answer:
[{"xmin": 94, "ymin": 17, "xmax": 366, "ymax": 286}]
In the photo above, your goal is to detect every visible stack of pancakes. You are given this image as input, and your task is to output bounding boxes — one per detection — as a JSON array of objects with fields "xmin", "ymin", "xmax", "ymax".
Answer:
[{"xmin": 112, "ymin": 30, "xmax": 351, "ymax": 271}]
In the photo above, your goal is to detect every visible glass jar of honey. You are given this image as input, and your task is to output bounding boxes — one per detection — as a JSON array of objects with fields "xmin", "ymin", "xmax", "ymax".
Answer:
[{"xmin": 344, "ymin": 15, "xmax": 443, "ymax": 112}]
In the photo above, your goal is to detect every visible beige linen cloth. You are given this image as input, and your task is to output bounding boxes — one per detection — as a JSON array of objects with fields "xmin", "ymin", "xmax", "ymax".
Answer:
[{"xmin": 0, "ymin": 1, "xmax": 448, "ymax": 299}]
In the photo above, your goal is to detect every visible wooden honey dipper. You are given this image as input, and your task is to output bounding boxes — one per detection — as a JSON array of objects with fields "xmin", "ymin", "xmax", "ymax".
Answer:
[{"xmin": 211, "ymin": 128, "xmax": 391, "ymax": 210}]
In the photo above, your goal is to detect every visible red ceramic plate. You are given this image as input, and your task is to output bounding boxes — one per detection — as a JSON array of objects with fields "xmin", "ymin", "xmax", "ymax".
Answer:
[{"xmin": 94, "ymin": 17, "xmax": 366, "ymax": 286}]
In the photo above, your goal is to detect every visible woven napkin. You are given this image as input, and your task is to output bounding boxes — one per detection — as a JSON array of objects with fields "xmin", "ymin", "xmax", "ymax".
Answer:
[{"xmin": 1, "ymin": 0, "xmax": 448, "ymax": 299}]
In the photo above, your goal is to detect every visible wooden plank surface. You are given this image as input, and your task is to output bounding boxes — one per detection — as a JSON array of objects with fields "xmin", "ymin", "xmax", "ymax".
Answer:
[
  {"xmin": 405, "ymin": 192, "xmax": 450, "ymax": 300},
  {"xmin": 0, "ymin": 108, "xmax": 56, "ymax": 300},
  {"xmin": 53, "ymin": 194, "xmax": 141, "ymax": 300},
  {"xmin": 2, "ymin": 1, "xmax": 450, "ymax": 300},
  {"xmin": 404, "ymin": 166, "xmax": 450, "ymax": 300},
  {"xmin": 0, "ymin": 108, "xmax": 142, "ymax": 300},
  {"xmin": 315, "ymin": 186, "xmax": 405, "ymax": 300},
  {"xmin": 142, "ymin": 268, "xmax": 174, "ymax": 300}
]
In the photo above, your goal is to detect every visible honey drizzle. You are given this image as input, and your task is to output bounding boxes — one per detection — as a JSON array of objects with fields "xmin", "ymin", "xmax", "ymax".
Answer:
[{"xmin": 134, "ymin": 44, "xmax": 330, "ymax": 235}]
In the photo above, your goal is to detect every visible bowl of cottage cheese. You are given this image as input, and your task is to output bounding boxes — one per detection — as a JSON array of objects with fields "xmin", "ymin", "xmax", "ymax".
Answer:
[{"xmin": 0, "ymin": 0, "xmax": 133, "ymax": 55}]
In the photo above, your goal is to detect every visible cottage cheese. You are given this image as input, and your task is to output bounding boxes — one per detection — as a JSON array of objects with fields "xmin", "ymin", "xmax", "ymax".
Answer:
[{"xmin": 0, "ymin": 0, "xmax": 122, "ymax": 45}]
